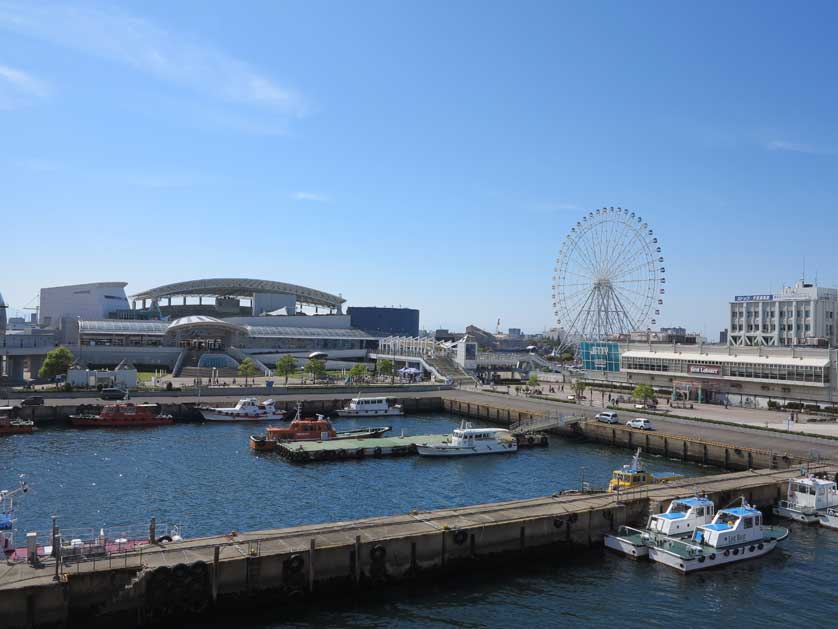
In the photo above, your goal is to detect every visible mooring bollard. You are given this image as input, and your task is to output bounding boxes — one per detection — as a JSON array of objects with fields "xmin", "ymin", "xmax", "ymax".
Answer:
[
  {"xmin": 26, "ymin": 532, "xmax": 37, "ymax": 565},
  {"xmin": 149, "ymin": 517, "xmax": 157, "ymax": 544}
]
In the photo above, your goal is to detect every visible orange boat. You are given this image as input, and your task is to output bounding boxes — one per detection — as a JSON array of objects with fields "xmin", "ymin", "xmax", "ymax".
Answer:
[
  {"xmin": 0, "ymin": 407, "xmax": 34, "ymax": 435},
  {"xmin": 249, "ymin": 405, "xmax": 389, "ymax": 451},
  {"xmin": 69, "ymin": 403, "xmax": 174, "ymax": 428}
]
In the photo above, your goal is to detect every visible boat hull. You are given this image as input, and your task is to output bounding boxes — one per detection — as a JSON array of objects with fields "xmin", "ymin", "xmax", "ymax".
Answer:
[
  {"xmin": 0, "ymin": 423, "xmax": 35, "ymax": 435},
  {"xmin": 69, "ymin": 416, "xmax": 174, "ymax": 427},
  {"xmin": 648, "ymin": 529, "xmax": 787, "ymax": 573},
  {"xmin": 604, "ymin": 532, "xmax": 649, "ymax": 558},
  {"xmin": 335, "ymin": 408, "xmax": 404, "ymax": 417},
  {"xmin": 772, "ymin": 505, "xmax": 820, "ymax": 524},
  {"xmin": 818, "ymin": 513, "xmax": 838, "ymax": 530},
  {"xmin": 201, "ymin": 411, "xmax": 285, "ymax": 422},
  {"xmin": 416, "ymin": 442, "xmax": 518, "ymax": 457}
]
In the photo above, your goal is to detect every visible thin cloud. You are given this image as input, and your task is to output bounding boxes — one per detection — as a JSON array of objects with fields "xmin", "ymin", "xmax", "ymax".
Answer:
[
  {"xmin": 293, "ymin": 192, "xmax": 331, "ymax": 203},
  {"xmin": 0, "ymin": 2, "xmax": 306, "ymax": 115},
  {"xmin": 765, "ymin": 140, "xmax": 835, "ymax": 156},
  {"xmin": 0, "ymin": 63, "xmax": 49, "ymax": 108}
]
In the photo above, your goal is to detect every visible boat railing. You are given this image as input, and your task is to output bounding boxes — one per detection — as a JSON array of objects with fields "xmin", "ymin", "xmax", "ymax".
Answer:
[{"xmin": 776, "ymin": 499, "xmax": 814, "ymax": 513}]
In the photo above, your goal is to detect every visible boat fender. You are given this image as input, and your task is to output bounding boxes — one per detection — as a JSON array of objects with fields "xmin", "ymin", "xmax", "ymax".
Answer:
[
  {"xmin": 374, "ymin": 447, "xmax": 383, "ymax": 457},
  {"xmin": 602, "ymin": 510, "xmax": 613, "ymax": 521},
  {"xmin": 553, "ymin": 518, "xmax": 564, "ymax": 529},
  {"xmin": 337, "ymin": 449, "xmax": 347, "ymax": 458},
  {"xmin": 569, "ymin": 513, "xmax": 578, "ymax": 523},
  {"xmin": 709, "ymin": 553, "xmax": 716, "ymax": 560},
  {"xmin": 749, "ymin": 545, "xmax": 756, "ymax": 553},
  {"xmin": 698, "ymin": 556, "xmax": 705, "ymax": 563},
  {"xmin": 287, "ymin": 554, "xmax": 305, "ymax": 573},
  {"xmin": 732, "ymin": 549, "xmax": 739, "ymax": 556},
  {"xmin": 723, "ymin": 550, "xmax": 730, "ymax": 557},
  {"xmin": 172, "ymin": 563, "xmax": 190, "ymax": 582},
  {"xmin": 370, "ymin": 544, "xmax": 386, "ymax": 561},
  {"xmin": 453, "ymin": 530, "xmax": 468, "ymax": 545},
  {"xmin": 190, "ymin": 560, "xmax": 209, "ymax": 582},
  {"xmin": 757, "ymin": 543, "xmax": 764, "ymax": 550},
  {"xmin": 156, "ymin": 535, "xmax": 173, "ymax": 544},
  {"xmin": 527, "ymin": 436, "xmax": 534, "ymax": 445}
]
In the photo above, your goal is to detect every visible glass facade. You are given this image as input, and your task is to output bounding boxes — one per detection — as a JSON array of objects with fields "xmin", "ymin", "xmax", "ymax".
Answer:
[{"xmin": 621, "ymin": 355, "xmax": 829, "ymax": 384}]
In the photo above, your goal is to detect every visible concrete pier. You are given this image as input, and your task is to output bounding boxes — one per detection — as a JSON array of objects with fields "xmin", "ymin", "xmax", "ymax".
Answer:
[{"xmin": 0, "ymin": 465, "xmax": 830, "ymax": 628}]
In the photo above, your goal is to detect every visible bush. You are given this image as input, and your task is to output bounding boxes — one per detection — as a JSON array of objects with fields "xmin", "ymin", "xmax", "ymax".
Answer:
[
  {"xmin": 785, "ymin": 402, "xmax": 803, "ymax": 411},
  {"xmin": 62, "ymin": 382, "xmax": 73, "ymax": 392},
  {"xmin": 767, "ymin": 400, "xmax": 779, "ymax": 409}
]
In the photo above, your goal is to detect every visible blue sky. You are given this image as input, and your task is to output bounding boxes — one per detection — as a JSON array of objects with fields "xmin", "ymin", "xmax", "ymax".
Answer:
[{"xmin": 1, "ymin": 1, "xmax": 837, "ymax": 338}]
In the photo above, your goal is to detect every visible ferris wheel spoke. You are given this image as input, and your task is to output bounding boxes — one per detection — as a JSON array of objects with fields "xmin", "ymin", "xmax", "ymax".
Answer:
[
  {"xmin": 572, "ymin": 235, "xmax": 602, "ymax": 278},
  {"xmin": 611, "ymin": 253, "xmax": 656, "ymax": 282},
  {"xmin": 604, "ymin": 222, "xmax": 646, "ymax": 278},
  {"xmin": 612, "ymin": 286, "xmax": 651, "ymax": 324}
]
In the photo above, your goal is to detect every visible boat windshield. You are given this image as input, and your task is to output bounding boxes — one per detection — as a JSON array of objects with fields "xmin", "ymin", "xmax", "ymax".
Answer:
[{"xmin": 671, "ymin": 502, "xmax": 690, "ymax": 513}]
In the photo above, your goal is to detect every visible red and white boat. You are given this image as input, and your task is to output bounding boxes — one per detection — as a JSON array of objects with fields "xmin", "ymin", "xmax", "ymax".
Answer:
[
  {"xmin": 200, "ymin": 398, "xmax": 285, "ymax": 422},
  {"xmin": 69, "ymin": 403, "xmax": 174, "ymax": 427},
  {"xmin": 0, "ymin": 407, "xmax": 34, "ymax": 435}
]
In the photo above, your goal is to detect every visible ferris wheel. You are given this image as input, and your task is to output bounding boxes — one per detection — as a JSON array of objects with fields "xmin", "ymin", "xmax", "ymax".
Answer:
[{"xmin": 552, "ymin": 207, "xmax": 665, "ymax": 347}]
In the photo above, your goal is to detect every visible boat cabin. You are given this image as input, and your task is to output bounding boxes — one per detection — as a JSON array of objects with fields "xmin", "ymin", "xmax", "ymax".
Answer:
[
  {"xmin": 692, "ymin": 506, "xmax": 763, "ymax": 548},
  {"xmin": 649, "ymin": 497, "xmax": 715, "ymax": 536},
  {"xmin": 347, "ymin": 397, "xmax": 389, "ymax": 410},
  {"xmin": 786, "ymin": 476, "xmax": 838, "ymax": 513},
  {"xmin": 451, "ymin": 427, "xmax": 512, "ymax": 446},
  {"xmin": 266, "ymin": 417, "xmax": 336, "ymax": 441}
]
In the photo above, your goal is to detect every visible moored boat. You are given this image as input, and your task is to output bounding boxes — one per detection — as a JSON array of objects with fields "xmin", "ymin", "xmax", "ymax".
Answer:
[
  {"xmin": 416, "ymin": 421, "xmax": 517, "ymax": 457},
  {"xmin": 200, "ymin": 398, "xmax": 285, "ymax": 422},
  {"xmin": 336, "ymin": 396, "xmax": 404, "ymax": 417},
  {"xmin": 647, "ymin": 501, "xmax": 789, "ymax": 573},
  {"xmin": 818, "ymin": 507, "xmax": 838, "ymax": 530},
  {"xmin": 607, "ymin": 448, "xmax": 682, "ymax": 493},
  {"xmin": 0, "ymin": 407, "xmax": 35, "ymax": 435},
  {"xmin": 773, "ymin": 475, "xmax": 838, "ymax": 524},
  {"xmin": 605, "ymin": 495, "xmax": 716, "ymax": 558},
  {"xmin": 69, "ymin": 403, "xmax": 174, "ymax": 427}
]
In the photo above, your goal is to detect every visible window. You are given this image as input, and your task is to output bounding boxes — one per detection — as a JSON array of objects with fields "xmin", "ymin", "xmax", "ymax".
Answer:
[{"xmin": 744, "ymin": 517, "xmax": 753, "ymax": 529}]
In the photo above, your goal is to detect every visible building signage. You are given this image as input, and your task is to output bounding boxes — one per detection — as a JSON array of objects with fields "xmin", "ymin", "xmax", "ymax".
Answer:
[
  {"xmin": 579, "ymin": 341, "xmax": 620, "ymax": 372},
  {"xmin": 688, "ymin": 364, "xmax": 721, "ymax": 376},
  {"xmin": 734, "ymin": 295, "xmax": 774, "ymax": 302}
]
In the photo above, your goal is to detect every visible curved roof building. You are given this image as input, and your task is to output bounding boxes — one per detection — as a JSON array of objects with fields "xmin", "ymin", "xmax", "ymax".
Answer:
[{"xmin": 131, "ymin": 278, "xmax": 344, "ymax": 311}]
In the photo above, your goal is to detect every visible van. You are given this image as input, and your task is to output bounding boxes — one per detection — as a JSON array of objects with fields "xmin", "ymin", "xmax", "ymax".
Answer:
[
  {"xmin": 100, "ymin": 388, "xmax": 128, "ymax": 401},
  {"xmin": 596, "ymin": 411, "xmax": 619, "ymax": 424}
]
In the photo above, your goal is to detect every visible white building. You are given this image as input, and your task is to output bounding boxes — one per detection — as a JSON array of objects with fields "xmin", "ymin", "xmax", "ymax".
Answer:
[
  {"xmin": 39, "ymin": 282, "xmax": 131, "ymax": 328},
  {"xmin": 728, "ymin": 281, "xmax": 838, "ymax": 347}
]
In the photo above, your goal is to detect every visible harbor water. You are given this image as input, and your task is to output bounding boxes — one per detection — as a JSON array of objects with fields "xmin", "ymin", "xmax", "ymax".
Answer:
[{"xmin": 3, "ymin": 413, "xmax": 837, "ymax": 627}]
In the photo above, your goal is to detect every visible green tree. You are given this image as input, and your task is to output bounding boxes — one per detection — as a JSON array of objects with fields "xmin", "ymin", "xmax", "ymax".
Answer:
[
  {"xmin": 633, "ymin": 384, "xmax": 655, "ymax": 404},
  {"xmin": 39, "ymin": 346, "xmax": 74, "ymax": 380},
  {"xmin": 237, "ymin": 358, "xmax": 259, "ymax": 386},
  {"xmin": 377, "ymin": 359, "xmax": 394, "ymax": 383},
  {"xmin": 304, "ymin": 358, "xmax": 327, "ymax": 384},
  {"xmin": 527, "ymin": 374, "xmax": 539, "ymax": 387},
  {"xmin": 573, "ymin": 379, "xmax": 587, "ymax": 401},
  {"xmin": 348, "ymin": 363, "xmax": 368, "ymax": 383},
  {"xmin": 275, "ymin": 355, "xmax": 297, "ymax": 385},
  {"xmin": 560, "ymin": 352, "xmax": 574, "ymax": 362}
]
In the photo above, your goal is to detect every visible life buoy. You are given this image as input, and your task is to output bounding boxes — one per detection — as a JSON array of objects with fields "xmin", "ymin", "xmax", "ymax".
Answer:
[
  {"xmin": 453, "ymin": 530, "xmax": 468, "ymax": 545},
  {"xmin": 370, "ymin": 544, "xmax": 386, "ymax": 561},
  {"xmin": 287, "ymin": 554, "xmax": 304, "ymax": 573}
]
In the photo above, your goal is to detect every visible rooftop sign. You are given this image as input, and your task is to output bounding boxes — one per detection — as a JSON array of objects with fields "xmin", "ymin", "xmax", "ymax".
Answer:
[{"xmin": 734, "ymin": 295, "xmax": 773, "ymax": 302}]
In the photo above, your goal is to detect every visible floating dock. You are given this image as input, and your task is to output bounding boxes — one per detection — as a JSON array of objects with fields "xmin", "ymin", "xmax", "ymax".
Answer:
[{"xmin": 272, "ymin": 432, "xmax": 549, "ymax": 462}]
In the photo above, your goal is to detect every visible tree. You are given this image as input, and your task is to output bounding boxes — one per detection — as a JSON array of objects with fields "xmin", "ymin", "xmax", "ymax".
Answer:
[
  {"xmin": 377, "ymin": 359, "xmax": 394, "ymax": 383},
  {"xmin": 560, "ymin": 352, "xmax": 574, "ymax": 363},
  {"xmin": 348, "ymin": 363, "xmax": 368, "ymax": 383},
  {"xmin": 39, "ymin": 346, "xmax": 74, "ymax": 380},
  {"xmin": 275, "ymin": 355, "xmax": 297, "ymax": 385},
  {"xmin": 573, "ymin": 379, "xmax": 586, "ymax": 400},
  {"xmin": 527, "ymin": 374, "xmax": 539, "ymax": 387},
  {"xmin": 633, "ymin": 384, "xmax": 655, "ymax": 404},
  {"xmin": 304, "ymin": 358, "xmax": 327, "ymax": 384},
  {"xmin": 237, "ymin": 358, "xmax": 259, "ymax": 386}
]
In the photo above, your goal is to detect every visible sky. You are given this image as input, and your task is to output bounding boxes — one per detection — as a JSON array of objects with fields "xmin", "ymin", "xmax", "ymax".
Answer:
[{"xmin": 1, "ymin": 0, "xmax": 837, "ymax": 339}]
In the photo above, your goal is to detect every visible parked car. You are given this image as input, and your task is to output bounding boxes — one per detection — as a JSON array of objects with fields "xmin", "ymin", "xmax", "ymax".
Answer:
[
  {"xmin": 626, "ymin": 418, "xmax": 653, "ymax": 430},
  {"xmin": 21, "ymin": 396, "xmax": 45, "ymax": 407},
  {"xmin": 567, "ymin": 394, "xmax": 576, "ymax": 401},
  {"xmin": 100, "ymin": 388, "xmax": 129, "ymax": 401},
  {"xmin": 595, "ymin": 411, "xmax": 619, "ymax": 424}
]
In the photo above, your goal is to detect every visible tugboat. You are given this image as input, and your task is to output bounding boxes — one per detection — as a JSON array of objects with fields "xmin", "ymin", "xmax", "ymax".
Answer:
[
  {"xmin": 336, "ymin": 396, "xmax": 404, "ymax": 417},
  {"xmin": 0, "ymin": 406, "xmax": 35, "ymax": 435},
  {"xmin": 69, "ymin": 403, "xmax": 174, "ymax": 427},
  {"xmin": 605, "ymin": 495, "xmax": 716, "ymax": 558},
  {"xmin": 200, "ymin": 398, "xmax": 285, "ymax": 422},
  {"xmin": 416, "ymin": 421, "xmax": 518, "ymax": 457},
  {"xmin": 647, "ymin": 500, "xmax": 789, "ymax": 573},
  {"xmin": 773, "ymin": 475, "xmax": 838, "ymax": 524},
  {"xmin": 249, "ymin": 404, "xmax": 390, "ymax": 451},
  {"xmin": 607, "ymin": 448, "xmax": 682, "ymax": 493}
]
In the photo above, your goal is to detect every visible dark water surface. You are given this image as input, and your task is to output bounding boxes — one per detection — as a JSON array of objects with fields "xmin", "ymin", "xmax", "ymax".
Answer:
[{"xmin": 4, "ymin": 413, "xmax": 835, "ymax": 627}]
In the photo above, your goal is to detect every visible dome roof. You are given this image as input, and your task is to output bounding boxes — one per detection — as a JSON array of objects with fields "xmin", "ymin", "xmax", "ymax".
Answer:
[{"xmin": 165, "ymin": 315, "xmax": 246, "ymax": 334}]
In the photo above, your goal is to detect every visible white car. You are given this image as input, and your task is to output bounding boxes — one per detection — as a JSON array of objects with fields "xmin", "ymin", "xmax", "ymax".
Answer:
[
  {"xmin": 595, "ymin": 411, "xmax": 619, "ymax": 424},
  {"xmin": 626, "ymin": 418, "xmax": 653, "ymax": 430}
]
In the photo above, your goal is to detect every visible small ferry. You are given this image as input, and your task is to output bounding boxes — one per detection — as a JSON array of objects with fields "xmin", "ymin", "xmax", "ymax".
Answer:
[
  {"xmin": 416, "ymin": 421, "xmax": 517, "ymax": 457},
  {"xmin": 607, "ymin": 448, "xmax": 682, "ymax": 493},
  {"xmin": 249, "ymin": 405, "xmax": 390, "ymax": 450},
  {"xmin": 773, "ymin": 475, "xmax": 838, "ymax": 524},
  {"xmin": 605, "ymin": 495, "xmax": 715, "ymax": 558},
  {"xmin": 200, "ymin": 398, "xmax": 286, "ymax": 422},
  {"xmin": 0, "ymin": 407, "xmax": 35, "ymax": 435},
  {"xmin": 336, "ymin": 396, "xmax": 403, "ymax": 417},
  {"xmin": 69, "ymin": 403, "xmax": 174, "ymax": 427},
  {"xmin": 647, "ymin": 501, "xmax": 789, "ymax": 573}
]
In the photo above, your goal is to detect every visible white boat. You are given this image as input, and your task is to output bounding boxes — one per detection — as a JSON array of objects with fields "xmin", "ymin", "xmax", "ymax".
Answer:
[
  {"xmin": 773, "ymin": 475, "xmax": 838, "ymax": 524},
  {"xmin": 335, "ymin": 396, "xmax": 404, "ymax": 417},
  {"xmin": 818, "ymin": 507, "xmax": 838, "ymax": 530},
  {"xmin": 605, "ymin": 495, "xmax": 716, "ymax": 558},
  {"xmin": 647, "ymin": 502, "xmax": 789, "ymax": 573},
  {"xmin": 416, "ymin": 421, "xmax": 518, "ymax": 457},
  {"xmin": 200, "ymin": 398, "xmax": 285, "ymax": 422}
]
